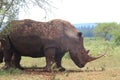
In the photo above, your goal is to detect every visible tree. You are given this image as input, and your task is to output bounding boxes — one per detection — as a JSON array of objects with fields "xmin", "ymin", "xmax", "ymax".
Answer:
[
  {"xmin": 111, "ymin": 24, "xmax": 120, "ymax": 45},
  {"xmin": 94, "ymin": 22, "xmax": 118, "ymax": 41},
  {"xmin": 0, "ymin": 0, "xmax": 54, "ymax": 28}
]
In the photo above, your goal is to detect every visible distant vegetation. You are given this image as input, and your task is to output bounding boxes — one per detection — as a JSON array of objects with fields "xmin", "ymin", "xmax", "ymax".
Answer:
[
  {"xmin": 74, "ymin": 22, "xmax": 120, "ymax": 45},
  {"xmin": 76, "ymin": 26, "xmax": 95, "ymax": 37}
]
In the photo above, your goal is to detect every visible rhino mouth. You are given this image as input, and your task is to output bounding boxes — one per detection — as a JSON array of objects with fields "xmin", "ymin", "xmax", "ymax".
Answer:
[{"xmin": 77, "ymin": 63, "xmax": 85, "ymax": 68}]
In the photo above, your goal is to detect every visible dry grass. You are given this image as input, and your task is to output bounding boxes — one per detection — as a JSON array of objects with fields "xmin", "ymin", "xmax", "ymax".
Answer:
[
  {"xmin": 0, "ymin": 55, "xmax": 120, "ymax": 80},
  {"xmin": 0, "ymin": 67, "xmax": 120, "ymax": 80}
]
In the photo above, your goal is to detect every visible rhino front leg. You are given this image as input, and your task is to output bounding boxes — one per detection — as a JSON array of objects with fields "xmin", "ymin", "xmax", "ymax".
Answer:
[
  {"xmin": 44, "ymin": 48, "xmax": 56, "ymax": 72},
  {"xmin": 55, "ymin": 52, "xmax": 66, "ymax": 71}
]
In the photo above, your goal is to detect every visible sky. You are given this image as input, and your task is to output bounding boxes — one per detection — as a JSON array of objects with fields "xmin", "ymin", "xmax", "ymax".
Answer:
[{"xmin": 19, "ymin": 0, "xmax": 120, "ymax": 24}]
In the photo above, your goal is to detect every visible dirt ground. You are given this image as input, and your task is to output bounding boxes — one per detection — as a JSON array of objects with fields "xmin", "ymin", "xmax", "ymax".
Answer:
[
  {"xmin": 23, "ymin": 68, "xmax": 120, "ymax": 80},
  {"xmin": 1, "ymin": 68, "xmax": 119, "ymax": 80}
]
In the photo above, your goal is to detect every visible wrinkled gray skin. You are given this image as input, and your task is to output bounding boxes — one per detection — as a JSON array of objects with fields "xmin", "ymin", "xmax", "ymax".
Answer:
[{"xmin": 0, "ymin": 19, "xmax": 104, "ymax": 71}]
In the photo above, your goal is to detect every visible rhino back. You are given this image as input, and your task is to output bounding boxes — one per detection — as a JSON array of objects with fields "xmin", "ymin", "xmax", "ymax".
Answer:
[{"xmin": 6, "ymin": 19, "xmax": 79, "ymax": 57}]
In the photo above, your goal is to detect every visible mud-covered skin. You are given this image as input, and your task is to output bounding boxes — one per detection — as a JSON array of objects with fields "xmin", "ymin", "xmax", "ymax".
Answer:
[{"xmin": 0, "ymin": 19, "xmax": 103, "ymax": 71}]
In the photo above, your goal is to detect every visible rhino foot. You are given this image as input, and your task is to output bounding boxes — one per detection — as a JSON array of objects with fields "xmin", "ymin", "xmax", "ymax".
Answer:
[
  {"xmin": 59, "ymin": 67, "xmax": 66, "ymax": 72},
  {"xmin": 43, "ymin": 66, "xmax": 66, "ymax": 72},
  {"xmin": 53, "ymin": 66, "xmax": 66, "ymax": 72},
  {"xmin": 17, "ymin": 66, "xmax": 24, "ymax": 70},
  {"xmin": 12, "ymin": 64, "xmax": 24, "ymax": 70},
  {"xmin": 42, "ymin": 66, "xmax": 52, "ymax": 72}
]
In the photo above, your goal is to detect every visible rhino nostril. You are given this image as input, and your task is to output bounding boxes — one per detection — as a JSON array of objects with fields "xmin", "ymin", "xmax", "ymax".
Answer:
[
  {"xmin": 81, "ymin": 64, "xmax": 85, "ymax": 67},
  {"xmin": 78, "ymin": 64, "xmax": 85, "ymax": 68}
]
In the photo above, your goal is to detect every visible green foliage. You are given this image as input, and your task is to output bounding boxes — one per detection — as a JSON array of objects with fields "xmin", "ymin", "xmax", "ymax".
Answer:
[
  {"xmin": 111, "ymin": 26, "xmax": 120, "ymax": 45},
  {"xmin": 0, "ymin": 9, "xmax": 5, "ymax": 14},
  {"xmin": 94, "ymin": 22, "xmax": 120, "ymax": 45},
  {"xmin": 114, "ymin": 35, "xmax": 120, "ymax": 45},
  {"xmin": 94, "ymin": 22, "xmax": 118, "ymax": 41},
  {"xmin": 0, "ymin": 0, "xmax": 19, "ymax": 27}
]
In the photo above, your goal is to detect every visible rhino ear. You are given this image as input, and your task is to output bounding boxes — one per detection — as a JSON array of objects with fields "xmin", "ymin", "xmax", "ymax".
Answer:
[{"xmin": 78, "ymin": 32, "xmax": 82, "ymax": 37}]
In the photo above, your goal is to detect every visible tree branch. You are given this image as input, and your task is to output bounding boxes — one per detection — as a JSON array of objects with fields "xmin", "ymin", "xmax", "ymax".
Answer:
[
  {"xmin": 5, "ymin": 0, "xmax": 14, "ymax": 12},
  {"xmin": 0, "ymin": 0, "xmax": 3, "ymax": 9},
  {"xmin": 0, "ymin": 0, "xmax": 14, "ymax": 28}
]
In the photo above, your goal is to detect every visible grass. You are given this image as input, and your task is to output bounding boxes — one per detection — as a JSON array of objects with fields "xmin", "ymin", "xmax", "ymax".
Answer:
[
  {"xmin": 0, "ymin": 68, "xmax": 22, "ymax": 75},
  {"xmin": 0, "ymin": 38, "xmax": 120, "ymax": 80}
]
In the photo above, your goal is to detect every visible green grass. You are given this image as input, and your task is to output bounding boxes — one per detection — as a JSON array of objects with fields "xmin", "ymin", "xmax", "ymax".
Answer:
[
  {"xmin": 0, "ymin": 68, "xmax": 22, "ymax": 75},
  {"xmin": 0, "ymin": 38, "xmax": 120, "ymax": 80}
]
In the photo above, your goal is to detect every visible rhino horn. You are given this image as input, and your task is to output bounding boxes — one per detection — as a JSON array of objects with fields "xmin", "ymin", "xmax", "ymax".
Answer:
[{"xmin": 87, "ymin": 53, "xmax": 105, "ymax": 62}]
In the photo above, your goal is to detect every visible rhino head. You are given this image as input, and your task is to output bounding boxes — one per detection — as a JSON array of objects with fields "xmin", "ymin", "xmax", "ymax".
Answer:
[{"xmin": 69, "ymin": 32, "xmax": 104, "ymax": 68}]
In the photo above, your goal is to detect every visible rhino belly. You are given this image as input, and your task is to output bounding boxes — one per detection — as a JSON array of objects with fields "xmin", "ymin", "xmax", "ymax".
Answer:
[
  {"xmin": 10, "ymin": 36, "xmax": 45, "ymax": 58},
  {"xmin": 16, "ymin": 44, "xmax": 44, "ymax": 57}
]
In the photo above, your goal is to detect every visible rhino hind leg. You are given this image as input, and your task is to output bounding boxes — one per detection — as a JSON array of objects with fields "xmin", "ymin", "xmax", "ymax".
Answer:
[
  {"xmin": 0, "ymin": 51, "xmax": 3, "ymax": 63},
  {"xmin": 11, "ymin": 53, "xmax": 24, "ymax": 70},
  {"xmin": 2, "ymin": 49, "xmax": 13, "ymax": 69}
]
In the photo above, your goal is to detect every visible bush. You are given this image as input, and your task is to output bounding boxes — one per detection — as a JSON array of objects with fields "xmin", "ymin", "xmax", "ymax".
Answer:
[{"xmin": 114, "ymin": 36, "xmax": 120, "ymax": 45}]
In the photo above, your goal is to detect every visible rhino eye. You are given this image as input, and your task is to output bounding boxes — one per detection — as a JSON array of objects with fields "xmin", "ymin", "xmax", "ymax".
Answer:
[{"xmin": 78, "ymin": 32, "xmax": 82, "ymax": 37}]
